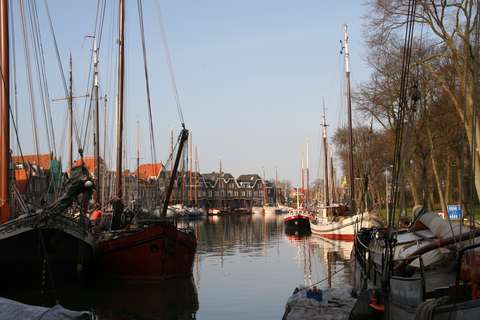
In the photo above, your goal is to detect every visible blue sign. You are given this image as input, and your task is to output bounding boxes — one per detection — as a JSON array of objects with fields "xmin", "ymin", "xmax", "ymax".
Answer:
[{"xmin": 447, "ymin": 204, "xmax": 462, "ymax": 220}]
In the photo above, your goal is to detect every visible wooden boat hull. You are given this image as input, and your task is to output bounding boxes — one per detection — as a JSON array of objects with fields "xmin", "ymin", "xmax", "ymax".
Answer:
[
  {"xmin": 96, "ymin": 222, "xmax": 196, "ymax": 281},
  {"xmin": 310, "ymin": 213, "xmax": 382, "ymax": 241},
  {"xmin": 284, "ymin": 214, "xmax": 311, "ymax": 231},
  {"xmin": 0, "ymin": 214, "xmax": 94, "ymax": 290}
]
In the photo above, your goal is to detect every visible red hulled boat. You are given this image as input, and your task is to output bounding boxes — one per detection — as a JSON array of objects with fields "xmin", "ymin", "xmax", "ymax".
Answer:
[
  {"xmin": 96, "ymin": 222, "xmax": 196, "ymax": 280},
  {"xmin": 94, "ymin": 0, "xmax": 196, "ymax": 281},
  {"xmin": 284, "ymin": 209, "xmax": 311, "ymax": 232}
]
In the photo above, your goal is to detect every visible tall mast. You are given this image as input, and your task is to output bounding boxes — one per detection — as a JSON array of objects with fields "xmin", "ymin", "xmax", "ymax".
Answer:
[
  {"xmin": 93, "ymin": 38, "xmax": 100, "ymax": 203},
  {"xmin": 0, "ymin": 0, "xmax": 10, "ymax": 223},
  {"xmin": 169, "ymin": 129, "xmax": 173, "ymax": 176},
  {"xmin": 194, "ymin": 146, "xmax": 198, "ymax": 206},
  {"xmin": 275, "ymin": 166, "xmax": 278, "ymax": 205},
  {"xmin": 330, "ymin": 155, "xmax": 335, "ymax": 203},
  {"xmin": 102, "ymin": 94, "xmax": 107, "ymax": 206},
  {"xmin": 306, "ymin": 140, "xmax": 309, "ymax": 207},
  {"xmin": 301, "ymin": 154, "xmax": 304, "ymax": 206},
  {"xmin": 136, "ymin": 120, "xmax": 140, "ymax": 200},
  {"xmin": 189, "ymin": 133, "xmax": 192, "ymax": 205},
  {"xmin": 262, "ymin": 167, "xmax": 267, "ymax": 205},
  {"xmin": 115, "ymin": 0, "xmax": 125, "ymax": 199},
  {"xmin": 321, "ymin": 100, "xmax": 330, "ymax": 206},
  {"xmin": 68, "ymin": 54, "xmax": 73, "ymax": 169},
  {"xmin": 343, "ymin": 24, "xmax": 355, "ymax": 212}
]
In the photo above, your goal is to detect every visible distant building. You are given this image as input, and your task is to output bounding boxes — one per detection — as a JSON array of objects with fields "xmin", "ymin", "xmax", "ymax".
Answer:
[
  {"xmin": 12, "ymin": 153, "xmax": 55, "ymax": 206},
  {"xmin": 198, "ymin": 172, "xmax": 275, "ymax": 210}
]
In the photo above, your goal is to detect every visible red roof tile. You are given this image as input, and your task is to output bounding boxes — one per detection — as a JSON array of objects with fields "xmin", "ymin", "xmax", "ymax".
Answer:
[
  {"xmin": 12, "ymin": 153, "xmax": 53, "ymax": 170},
  {"xmin": 137, "ymin": 163, "xmax": 164, "ymax": 180}
]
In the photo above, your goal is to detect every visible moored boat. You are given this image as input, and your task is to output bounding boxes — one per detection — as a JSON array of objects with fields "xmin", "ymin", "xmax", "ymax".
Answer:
[
  {"xmin": 0, "ymin": 165, "xmax": 95, "ymax": 290},
  {"xmin": 96, "ymin": 221, "xmax": 196, "ymax": 280},
  {"xmin": 252, "ymin": 206, "xmax": 264, "ymax": 215},
  {"xmin": 94, "ymin": 0, "xmax": 196, "ymax": 282},
  {"xmin": 208, "ymin": 208, "xmax": 221, "ymax": 215},
  {"xmin": 284, "ymin": 208, "xmax": 311, "ymax": 232},
  {"xmin": 310, "ymin": 208, "xmax": 382, "ymax": 241}
]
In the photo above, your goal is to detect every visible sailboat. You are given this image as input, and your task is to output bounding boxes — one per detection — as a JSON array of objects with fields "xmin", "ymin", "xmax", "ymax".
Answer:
[
  {"xmin": 0, "ymin": 0, "xmax": 94, "ymax": 290},
  {"xmin": 94, "ymin": 0, "xmax": 196, "ymax": 280},
  {"xmin": 284, "ymin": 183, "xmax": 311, "ymax": 233},
  {"xmin": 309, "ymin": 25, "xmax": 382, "ymax": 241}
]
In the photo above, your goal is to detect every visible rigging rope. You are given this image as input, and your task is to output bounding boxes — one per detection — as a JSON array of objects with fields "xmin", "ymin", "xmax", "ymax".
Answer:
[
  {"xmin": 10, "ymin": 0, "xmax": 19, "ymax": 156},
  {"xmin": 42, "ymin": 0, "xmax": 82, "ymax": 159},
  {"xmin": 388, "ymin": 0, "xmax": 417, "ymax": 231},
  {"xmin": 137, "ymin": 0, "xmax": 158, "ymax": 165},
  {"xmin": 42, "ymin": 0, "xmax": 67, "ymax": 96},
  {"xmin": 19, "ymin": 0, "xmax": 41, "ymax": 158},
  {"xmin": 27, "ymin": 0, "xmax": 56, "ymax": 157},
  {"xmin": 154, "ymin": 0, "xmax": 185, "ymax": 127}
]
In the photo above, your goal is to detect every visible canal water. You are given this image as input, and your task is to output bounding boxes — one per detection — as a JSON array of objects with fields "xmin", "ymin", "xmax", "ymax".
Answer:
[{"xmin": 6, "ymin": 213, "xmax": 352, "ymax": 319}]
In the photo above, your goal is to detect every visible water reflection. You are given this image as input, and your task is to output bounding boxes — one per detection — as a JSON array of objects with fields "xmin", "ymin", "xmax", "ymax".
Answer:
[
  {"xmin": 3, "ymin": 277, "xmax": 198, "ymax": 320},
  {"xmin": 4, "ymin": 213, "xmax": 352, "ymax": 319}
]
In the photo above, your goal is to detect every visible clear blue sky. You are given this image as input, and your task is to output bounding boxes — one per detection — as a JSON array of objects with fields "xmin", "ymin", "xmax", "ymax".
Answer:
[{"xmin": 11, "ymin": 0, "xmax": 370, "ymax": 185}]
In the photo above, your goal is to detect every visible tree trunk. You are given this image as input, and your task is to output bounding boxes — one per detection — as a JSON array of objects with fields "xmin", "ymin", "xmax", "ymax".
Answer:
[
  {"xmin": 445, "ymin": 155, "xmax": 451, "ymax": 204},
  {"xmin": 427, "ymin": 126, "xmax": 448, "ymax": 214},
  {"xmin": 407, "ymin": 171, "xmax": 421, "ymax": 207}
]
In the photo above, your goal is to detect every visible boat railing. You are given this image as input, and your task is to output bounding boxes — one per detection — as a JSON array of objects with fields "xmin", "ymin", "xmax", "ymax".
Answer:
[
  {"xmin": 455, "ymin": 242, "xmax": 480, "ymax": 287},
  {"xmin": 354, "ymin": 230, "xmax": 427, "ymax": 296}
]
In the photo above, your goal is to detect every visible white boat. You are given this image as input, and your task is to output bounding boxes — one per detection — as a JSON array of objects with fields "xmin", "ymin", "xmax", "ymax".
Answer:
[
  {"xmin": 208, "ymin": 208, "xmax": 221, "ymax": 215},
  {"xmin": 310, "ymin": 208, "xmax": 382, "ymax": 241},
  {"xmin": 251, "ymin": 206, "xmax": 264, "ymax": 215},
  {"xmin": 264, "ymin": 206, "xmax": 279, "ymax": 216}
]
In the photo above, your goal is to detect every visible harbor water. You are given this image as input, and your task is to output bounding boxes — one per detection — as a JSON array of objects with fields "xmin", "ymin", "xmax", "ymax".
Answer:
[{"xmin": 5, "ymin": 213, "xmax": 353, "ymax": 319}]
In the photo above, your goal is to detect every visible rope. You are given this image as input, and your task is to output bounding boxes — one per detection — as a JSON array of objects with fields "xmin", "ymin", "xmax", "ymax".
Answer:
[
  {"xmin": 10, "ymin": 0, "xmax": 19, "ymax": 156},
  {"xmin": 154, "ymin": 0, "xmax": 185, "ymax": 127},
  {"xmin": 42, "ymin": 0, "xmax": 68, "ymax": 96},
  {"xmin": 387, "ymin": 0, "xmax": 417, "ymax": 281},
  {"xmin": 389, "ymin": 0, "xmax": 417, "ymax": 230},
  {"xmin": 32, "ymin": 0, "xmax": 57, "ymax": 158},
  {"xmin": 27, "ymin": 0, "xmax": 54, "ymax": 156},
  {"xmin": 137, "ymin": 0, "xmax": 158, "ymax": 165},
  {"xmin": 20, "ymin": 0, "xmax": 41, "ymax": 158},
  {"xmin": 299, "ymin": 266, "xmax": 347, "ymax": 291}
]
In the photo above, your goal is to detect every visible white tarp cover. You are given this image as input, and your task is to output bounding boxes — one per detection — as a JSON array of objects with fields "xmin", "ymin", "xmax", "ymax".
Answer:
[
  {"xmin": 0, "ymin": 297, "xmax": 92, "ymax": 320},
  {"xmin": 283, "ymin": 286, "xmax": 356, "ymax": 320}
]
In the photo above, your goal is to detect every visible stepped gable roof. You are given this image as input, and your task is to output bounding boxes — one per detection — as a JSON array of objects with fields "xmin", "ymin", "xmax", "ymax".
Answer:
[
  {"xmin": 137, "ymin": 163, "xmax": 164, "ymax": 180},
  {"xmin": 202, "ymin": 172, "xmax": 219, "ymax": 183},
  {"xmin": 237, "ymin": 174, "xmax": 262, "ymax": 182},
  {"xmin": 201, "ymin": 172, "xmax": 235, "ymax": 188},
  {"xmin": 12, "ymin": 153, "xmax": 53, "ymax": 170},
  {"xmin": 222, "ymin": 173, "xmax": 234, "ymax": 180}
]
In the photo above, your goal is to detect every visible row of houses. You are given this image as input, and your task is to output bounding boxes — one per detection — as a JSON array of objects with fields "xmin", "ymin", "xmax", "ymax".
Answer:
[{"xmin": 11, "ymin": 154, "xmax": 280, "ymax": 211}]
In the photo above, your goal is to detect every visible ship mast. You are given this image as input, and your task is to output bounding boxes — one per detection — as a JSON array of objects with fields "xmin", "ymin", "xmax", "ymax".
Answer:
[
  {"xmin": 321, "ymin": 100, "xmax": 330, "ymax": 207},
  {"xmin": 93, "ymin": 38, "xmax": 100, "ymax": 203},
  {"xmin": 115, "ymin": 0, "xmax": 125, "ymax": 200},
  {"xmin": 189, "ymin": 133, "xmax": 192, "ymax": 205},
  {"xmin": 305, "ymin": 140, "xmax": 309, "ymax": 207},
  {"xmin": 68, "ymin": 54, "xmax": 73, "ymax": 169},
  {"xmin": 330, "ymin": 155, "xmax": 335, "ymax": 203},
  {"xmin": 343, "ymin": 24, "xmax": 355, "ymax": 213},
  {"xmin": 194, "ymin": 146, "xmax": 199, "ymax": 206},
  {"xmin": 0, "ymin": 0, "xmax": 10, "ymax": 223}
]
